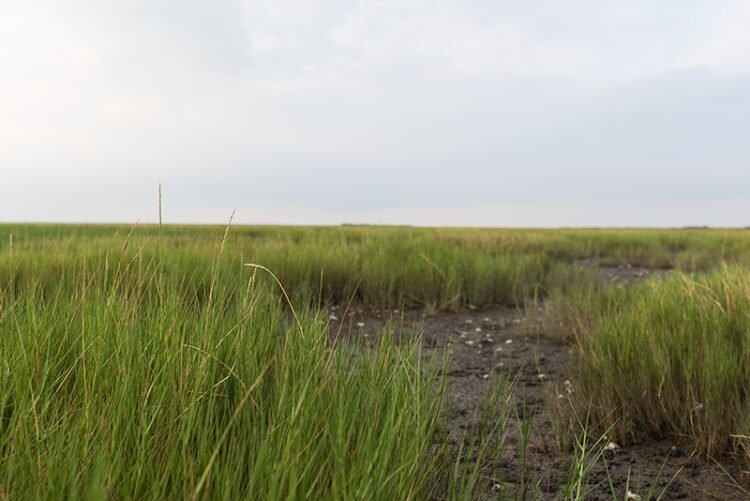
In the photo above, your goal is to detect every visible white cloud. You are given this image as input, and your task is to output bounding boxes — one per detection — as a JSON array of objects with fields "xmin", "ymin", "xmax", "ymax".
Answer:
[{"xmin": 676, "ymin": 1, "xmax": 750, "ymax": 75}]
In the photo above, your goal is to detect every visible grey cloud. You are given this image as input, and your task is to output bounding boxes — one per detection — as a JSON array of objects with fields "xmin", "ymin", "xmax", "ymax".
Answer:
[{"xmin": 2, "ymin": 1, "xmax": 749, "ymax": 226}]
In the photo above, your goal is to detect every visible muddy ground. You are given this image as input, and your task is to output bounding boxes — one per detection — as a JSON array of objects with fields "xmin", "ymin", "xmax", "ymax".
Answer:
[{"xmin": 330, "ymin": 264, "xmax": 750, "ymax": 500}]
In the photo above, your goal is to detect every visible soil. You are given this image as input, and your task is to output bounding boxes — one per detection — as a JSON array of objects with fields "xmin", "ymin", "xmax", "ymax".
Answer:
[
  {"xmin": 329, "ymin": 265, "xmax": 750, "ymax": 500},
  {"xmin": 575, "ymin": 260, "xmax": 673, "ymax": 285}
]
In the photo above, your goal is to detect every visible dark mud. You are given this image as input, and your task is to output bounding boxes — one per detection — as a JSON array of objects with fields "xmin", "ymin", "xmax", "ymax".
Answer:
[
  {"xmin": 575, "ymin": 259, "xmax": 673, "ymax": 286},
  {"xmin": 329, "ymin": 278, "xmax": 750, "ymax": 499}
]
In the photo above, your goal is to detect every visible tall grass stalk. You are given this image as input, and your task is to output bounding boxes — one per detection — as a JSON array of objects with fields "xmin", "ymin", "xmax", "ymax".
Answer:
[
  {"xmin": 0, "ymin": 246, "xmax": 453, "ymax": 499},
  {"xmin": 446, "ymin": 376, "xmax": 515, "ymax": 500}
]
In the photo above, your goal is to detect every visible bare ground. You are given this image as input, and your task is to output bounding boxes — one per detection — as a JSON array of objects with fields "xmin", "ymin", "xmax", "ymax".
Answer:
[{"xmin": 329, "ymin": 264, "xmax": 750, "ymax": 500}]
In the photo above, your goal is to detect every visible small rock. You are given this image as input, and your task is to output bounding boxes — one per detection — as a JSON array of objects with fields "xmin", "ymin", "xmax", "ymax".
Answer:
[
  {"xmin": 482, "ymin": 374, "xmax": 490, "ymax": 380},
  {"xmin": 626, "ymin": 490, "xmax": 641, "ymax": 500},
  {"xmin": 494, "ymin": 347, "xmax": 503, "ymax": 352},
  {"xmin": 329, "ymin": 315, "xmax": 338, "ymax": 321},
  {"xmin": 505, "ymin": 339, "xmax": 513, "ymax": 345},
  {"xmin": 356, "ymin": 322, "xmax": 365, "ymax": 328},
  {"xmin": 564, "ymin": 379, "xmax": 574, "ymax": 394},
  {"xmin": 465, "ymin": 340, "xmax": 475, "ymax": 346},
  {"xmin": 605, "ymin": 441, "xmax": 620, "ymax": 452},
  {"xmin": 464, "ymin": 319, "xmax": 474, "ymax": 325}
]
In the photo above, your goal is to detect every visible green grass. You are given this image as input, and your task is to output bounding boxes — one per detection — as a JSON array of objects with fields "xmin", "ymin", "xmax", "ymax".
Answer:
[
  {"xmin": 1, "ymin": 223, "xmax": 750, "ymax": 498},
  {"xmin": 569, "ymin": 267, "xmax": 750, "ymax": 459},
  {"xmin": 4, "ymin": 224, "xmax": 750, "ymax": 312},
  {"xmin": 0, "ymin": 240, "xmax": 450, "ymax": 498}
]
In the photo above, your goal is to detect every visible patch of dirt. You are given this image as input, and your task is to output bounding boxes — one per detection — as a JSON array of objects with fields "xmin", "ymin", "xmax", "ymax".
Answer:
[
  {"xmin": 575, "ymin": 259, "xmax": 672, "ymax": 285},
  {"xmin": 330, "ymin": 302, "xmax": 750, "ymax": 500}
]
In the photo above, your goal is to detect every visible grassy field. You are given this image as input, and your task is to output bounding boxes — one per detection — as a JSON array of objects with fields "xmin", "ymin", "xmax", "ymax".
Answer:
[
  {"xmin": 0, "ymin": 223, "xmax": 748, "ymax": 498},
  {"xmin": 4, "ymin": 224, "xmax": 750, "ymax": 308}
]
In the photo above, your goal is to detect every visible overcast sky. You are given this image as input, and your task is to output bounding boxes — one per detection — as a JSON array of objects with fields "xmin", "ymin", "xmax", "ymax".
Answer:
[{"xmin": 2, "ymin": 0, "xmax": 749, "ymax": 227}]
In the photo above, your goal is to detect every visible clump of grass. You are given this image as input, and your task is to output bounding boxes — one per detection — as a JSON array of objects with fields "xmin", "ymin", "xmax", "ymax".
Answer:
[
  {"xmin": 561, "ymin": 409, "xmax": 613, "ymax": 500},
  {"xmin": 572, "ymin": 266, "xmax": 750, "ymax": 459},
  {"xmin": 0, "ymin": 252, "xmax": 452, "ymax": 498},
  {"xmin": 542, "ymin": 264, "xmax": 610, "ymax": 345}
]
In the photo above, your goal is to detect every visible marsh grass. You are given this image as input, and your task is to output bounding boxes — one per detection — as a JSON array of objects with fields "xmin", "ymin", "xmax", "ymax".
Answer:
[
  {"xmin": 570, "ymin": 267, "xmax": 750, "ymax": 460},
  {"xmin": 4, "ymin": 224, "xmax": 750, "ymax": 314},
  {"xmin": 2, "ymin": 223, "xmax": 750, "ymax": 498},
  {"xmin": 0, "ymin": 236, "xmax": 454, "ymax": 499}
]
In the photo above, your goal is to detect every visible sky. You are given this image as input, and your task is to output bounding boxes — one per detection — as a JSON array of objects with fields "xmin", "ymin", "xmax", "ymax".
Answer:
[{"xmin": 2, "ymin": 0, "xmax": 749, "ymax": 227}]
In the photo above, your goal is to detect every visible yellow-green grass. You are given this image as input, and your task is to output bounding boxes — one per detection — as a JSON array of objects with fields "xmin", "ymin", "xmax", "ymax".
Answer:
[
  {"xmin": 3, "ymin": 224, "xmax": 750, "ymax": 312},
  {"xmin": 570, "ymin": 267, "xmax": 750, "ymax": 460}
]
